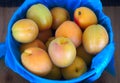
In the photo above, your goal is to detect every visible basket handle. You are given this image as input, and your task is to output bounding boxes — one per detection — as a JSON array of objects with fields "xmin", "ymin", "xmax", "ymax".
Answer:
[{"xmin": 0, "ymin": 42, "xmax": 6, "ymax": 58}]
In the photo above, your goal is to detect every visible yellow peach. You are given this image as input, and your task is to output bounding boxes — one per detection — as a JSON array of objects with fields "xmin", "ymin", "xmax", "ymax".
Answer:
[
  {"xmin": 21, "ymin": 47, "xmax": 52, "ymax": 76},
  {"xmin": 48, "ymin": 37, "xmax": 76, "ymax": 68},
  {"xmin": 12, "ymin": 19, "xmax": 39, "ymax": 43}
]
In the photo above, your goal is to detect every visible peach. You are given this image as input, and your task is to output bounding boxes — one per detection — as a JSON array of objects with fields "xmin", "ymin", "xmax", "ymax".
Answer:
[
  {"xmin": 82, "ymin": 24, "xmax": 109, "ymax": 54},
  {"xmin": 55, "ymin": 21, "xmax": 82, "ymax": 47},
  {"xmin": 74, "ymin": 7, "xmax": 98, "ymax": 29},
  {"xmin": 61, "ymin": 56, "xmax": 87, "ymax": 79},
  {"xmin": 21, "ymin": 47, "xmax": 52, "ymax": 76},
  {"xmin": 37, "ymin": 29, "xmax": 53, "ymax": 43},
  {"xmin": 12, "ymin": 19, "xmax": 39, "ymax": 43},
  {"xmin": 26, "ymin": 4, "xmax": 52, "ymax": 31},
  {"xmin": 51, "ymin": 7, "xmax": 70, "ymax": 30},
  {"xmin": 20, "ymin": 39, "xmax": 47, "ymax": 52},
  {"xmin": 48, "ymin": 37, "xmax": 76, "ymax": 68}
]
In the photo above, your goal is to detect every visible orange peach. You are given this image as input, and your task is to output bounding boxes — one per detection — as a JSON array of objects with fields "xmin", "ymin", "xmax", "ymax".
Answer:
[
  {"xmin": 48, "ymin": 37, "xmax": 76, "ymax": 68},
  {"xmin": 74, "ymin": 7, "xmax": 98, "ymax": 29},
  {"xmin": 20, "ymin": 39, "xmax": 47, "ymax": 52},
  {"xmin": 21, "ymin": 47, "xmax": 52, "ymax": 76},
  {"xmin": 51, "ymin": 7, "xmax": 70, "ymax": 30},
  {"xmin": 55, "ymin": 21, "xmax": 82, "ymax": 47}
]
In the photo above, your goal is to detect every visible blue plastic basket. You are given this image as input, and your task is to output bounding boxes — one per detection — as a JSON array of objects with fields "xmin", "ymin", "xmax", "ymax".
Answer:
[{"xmin": 0, "ymin": 0, "xmax": 115, "ymax": 83}]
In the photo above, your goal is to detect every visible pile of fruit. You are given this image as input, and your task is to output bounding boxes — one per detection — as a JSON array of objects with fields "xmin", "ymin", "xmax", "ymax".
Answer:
[{"xmin": 12, "ymin": 3, "xmax": 109, "ymax": 80}]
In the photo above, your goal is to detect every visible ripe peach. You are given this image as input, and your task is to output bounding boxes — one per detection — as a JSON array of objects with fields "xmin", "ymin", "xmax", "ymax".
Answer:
[
  {"xmin": 37, "ymin": 29, "xmax": 53, "ymax": 43},
  {"xmin": 61, "ymin": 56, "xmax": 87, "ymax": 79},
  {"xmin": 20, "ymin": 39, "xmax": 47, "ymax": 52},
  {"xmin": 55, "ymin": 21, "xmax": 82, "ymax": 47},
  {"xmin": 51, "ymin": 7, "xmax": 70, "ymax": 30},
  {"xmin": 12, "ymin": 19, "xmax": 39, "ymax": 43},
  {"xmin": 82, "ymin": 24, "xmax": 109, "ymax": 54},
  {"xmin": 21, "ymin": 47, "xmax": 52, "ymax": 76},
  {"xmin": 74, "ymin": 7, "xmax": 98, "ymax": 29},
  {"xmin": 48, "ymin": 37, "xmax": 76, "ymax": 68},
  {"xmin": 26, "ymin": 4, "xmax": 52, "ymax": 31}
]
